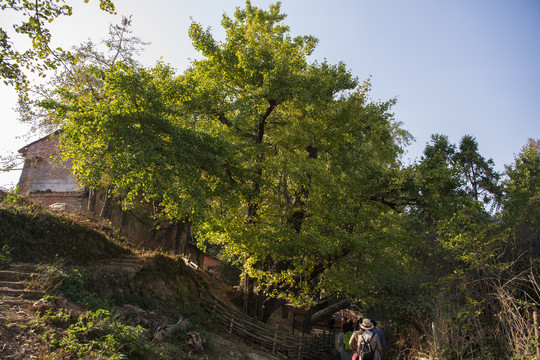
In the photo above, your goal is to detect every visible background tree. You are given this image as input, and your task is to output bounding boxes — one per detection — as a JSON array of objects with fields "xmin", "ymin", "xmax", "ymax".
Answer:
[
  {"xmin": 409, "ymin": 134, "xmax": 464, "ymax": 224},
  {"xmin": 18, "ymin": 16, "xmax": 146, "ymax": 135},
  {"xmin": 502, "ymin": 139, "xmax": 540, "ymax": 228},
  {"xmin": 429, "ymin": 139, "xmax": 539, "ymax": 359},
  {"xmin": 0, "ymin": 0, "xmax": 115, "ymax": 97},
  {"xmin": 3, "ymin": 15, "xmax": 147, "ymax": 183},
  {"xmin": 501, "ymin": 138, "xmax": 540, "ymax": 260},
  {"xmin": 383, "ymin": 133, "xmax": 504, "ymax": 357},
  {"xmin": 393, "ymin": 136, "xmax": 538, "ymax": 359},
  {"xmin": 454, "ymin": 135, "xmax": 500, "ymax": 206}
]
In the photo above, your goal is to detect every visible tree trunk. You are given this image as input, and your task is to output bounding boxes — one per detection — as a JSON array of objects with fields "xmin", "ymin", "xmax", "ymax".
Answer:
[
  {"xmin": 302, "ymin": 308, "xmax": 313, "ymax": 334},
  {"xmin": 87, "ymin": 188, "xmax": 96, "ymax": 213},
  {"xmin": 259, "ymin": 295, "xmax": 287, "ymax": 323},
  {"xmin": 99, "ymin": 187, "xmax": 113, "ymax": 218},
  {"xmin": 242, "ymin": 269, "xmax": 250, "ymax": 314}
]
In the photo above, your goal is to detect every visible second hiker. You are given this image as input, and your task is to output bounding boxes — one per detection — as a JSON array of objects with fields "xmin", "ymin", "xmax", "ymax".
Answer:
[{"xmin": 348, "ymin": 318, "xmax": 382, "ymax": 360}]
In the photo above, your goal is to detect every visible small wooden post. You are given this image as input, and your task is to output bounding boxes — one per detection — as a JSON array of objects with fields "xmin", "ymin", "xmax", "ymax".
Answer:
[
  {"xmin": 272, "ymin": 331, "xmax": 278, "ymax": 354},
  {"xmin": 298, "ymin": 333, "xmax": 303, "ymax": 360},
  {"xmin": 432, "ymin": 321, "xmax": 439, "ymax": 358},
  {"xmin": 212, "ymin": 298, "xmax": 218, "ymax": 315},
  {"xmin": 242, "ymin": 270, "xmax": 249, "ymax": 313},
  {"xmin": 534, "ymin": 310, "xmax": 540, "ymax": 360},
  {"xmin": 228, "ymin": 314, "xmax": 235, "ymax": 334}
]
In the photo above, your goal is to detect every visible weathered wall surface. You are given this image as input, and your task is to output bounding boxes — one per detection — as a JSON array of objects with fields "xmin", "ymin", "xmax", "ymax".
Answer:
[
  {"xmin": 26, "ymin": 192, "xmax": 86, "ymax": 210},
  {"xmin": 18, "ymin": 133, "xmax": 80, "ymax": 195}
]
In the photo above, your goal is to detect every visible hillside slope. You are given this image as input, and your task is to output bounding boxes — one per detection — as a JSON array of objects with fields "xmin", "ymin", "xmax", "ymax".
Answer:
[{"xmin": 0, "ymin": 191, "xmax": 291, "ymax": 359}]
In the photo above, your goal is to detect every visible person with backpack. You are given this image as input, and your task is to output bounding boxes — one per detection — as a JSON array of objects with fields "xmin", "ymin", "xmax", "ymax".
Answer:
[
  {"xmin": 348, "ymin": 318, "xmax": 382, "ymax": 360},
  {"xmin": 337, "ymin": 321, "xmax": 354, "ymax": 360},
  {"xmin": 371, "ymin": 320, "xmax": 387, "ymax": 358}
]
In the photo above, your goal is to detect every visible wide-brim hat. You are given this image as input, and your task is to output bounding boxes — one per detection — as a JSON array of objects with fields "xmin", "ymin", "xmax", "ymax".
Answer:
[{"xmin": 360, "ymin": 318, "xmax": 374, "ymax": 330}]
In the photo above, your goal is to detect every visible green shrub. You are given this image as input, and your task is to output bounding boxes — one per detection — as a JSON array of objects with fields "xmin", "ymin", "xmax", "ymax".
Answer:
[
  {"xmin": 0, "ymin": 244, "xmax": 12, "ymax": 267},
  {"xmin": 39, "ymin": 264, "xmax": 112, "ymax": 310},
  {"xmin": 49, "ymin": 309, "xmax": 153, "ymax": 359},
  {"xmin": 37, "ymin": 308, "xmax": 74, "ymax": 328}
]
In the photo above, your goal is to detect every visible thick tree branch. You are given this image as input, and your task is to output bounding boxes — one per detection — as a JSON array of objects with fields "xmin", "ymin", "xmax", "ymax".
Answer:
[
  {"xmin": 217, "ymin": 112, "xmax": 232, "ymax": 127},
  {"xmin": 310, "ymin": 299, "xmax": 350, "ymax": 325},
  {"xmin": 256, "ymin": 100, "xmax": 276, "ymax": 144}
]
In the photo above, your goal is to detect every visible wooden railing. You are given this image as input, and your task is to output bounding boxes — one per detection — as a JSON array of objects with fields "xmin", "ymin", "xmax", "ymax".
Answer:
[{"xmin": 199, "ymin": 291, "xmax": 335, "ymax": 359}]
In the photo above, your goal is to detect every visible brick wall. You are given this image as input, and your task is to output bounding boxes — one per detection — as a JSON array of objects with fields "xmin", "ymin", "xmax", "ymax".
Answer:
[
  {"xmin": 17, "ymin": 132, "xmax": 83, "ymax": 209},
  {"xmin": 203, "ymin": 254, "xmax": 222, "ymax": 273},
  {"xmin": 28, "ymin": 192, "xmax": 86, "ymax": 211}
]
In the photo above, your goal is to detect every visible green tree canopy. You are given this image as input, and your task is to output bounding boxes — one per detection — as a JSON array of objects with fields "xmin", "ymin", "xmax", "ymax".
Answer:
[
  {"xmin": 454, "ymin": 135, "xmax": 500, "ymax": 205},
  {"xmin": 408, "ymin": 133, "xmax": 500, "ymax": 224},
  {"xmin": 180, "ymin": 1, "xmax": 412, "ymax": 307},
  {"xmin": 501, "ymin": 138, "xmax": 540, "ymax": 259},
  {"xmin": 502, "ymin": 138, "xmax": 540, "ymax": 227}
]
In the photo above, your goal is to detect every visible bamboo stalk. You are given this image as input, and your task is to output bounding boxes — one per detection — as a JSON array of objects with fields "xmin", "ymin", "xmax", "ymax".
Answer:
[{"xmin": 534, "ymin": 310, "xmax": 540, "ymax": 360}]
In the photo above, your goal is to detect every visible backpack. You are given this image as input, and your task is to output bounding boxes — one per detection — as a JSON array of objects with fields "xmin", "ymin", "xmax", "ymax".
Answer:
[
  {"xmin": 343, "ymin": 331, "xmax": 352, "ymax": 351},
  {"xmin": 358, "ymin": 331, "xmax": 376, "ymax": 360}
]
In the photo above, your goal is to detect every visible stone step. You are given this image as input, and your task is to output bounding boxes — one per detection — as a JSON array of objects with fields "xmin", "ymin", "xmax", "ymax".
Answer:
[
  {"xmin": 103, "ymin": 256, "xmax": 141, "ymax": 263},
  {"xmin": 8, "ymin": 263, "xmax": 37, "ymax": 273},
  {"xmin": 102, "ymin": 261, "xmax": 142, "ymax": 268},
  {"xmin": 0, "ymin": 288, "xmax": 44, "ymax": 300},
  {"xmin": 114, "ymin": 255, "xmax": 140, "ymax": 259},
  {"xmin": 0, "ymin": 280, "xmax": 27, "ymax": 289},
  {"xmin": 0, "ymin": 270, "xmax": 37, "ymax": 282},
  {"xmin": 98, "ymin": 264, "xmax": 142, "ymax": 275},
  {"xmin": 106, "ymin": 254, "xmax": 139, "ymax": 259},
  {"xmin": 84, "ymin": 257, "xmax": 144, "ymax": 281},
  {"xmin": 0, "ymin": 297, "xmax": 37, "ymax": 306}
]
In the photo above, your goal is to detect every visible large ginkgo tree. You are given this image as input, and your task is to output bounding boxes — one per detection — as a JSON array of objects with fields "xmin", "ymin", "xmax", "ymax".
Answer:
[{"xmin": 43, "ymin": 1, "xmax": 412, "ymax": 322}]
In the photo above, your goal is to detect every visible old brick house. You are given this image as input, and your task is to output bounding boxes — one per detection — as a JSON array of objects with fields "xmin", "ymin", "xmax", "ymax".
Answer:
[
  {"xmin": 17, "ymin": 131, "xmax": 221, "ymax": 272},
  {"xmin": 17, "ymin": 130, "xmax": 84, "ymax": 210}
]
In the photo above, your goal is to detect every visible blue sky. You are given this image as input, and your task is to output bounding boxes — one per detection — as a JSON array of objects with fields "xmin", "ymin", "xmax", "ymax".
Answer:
[{"xmin": 1, "ymin": 0, "xmax": 539, "ymax": 188}]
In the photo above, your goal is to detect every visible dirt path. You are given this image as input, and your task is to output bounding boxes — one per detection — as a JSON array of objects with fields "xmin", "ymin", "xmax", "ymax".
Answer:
[{"xmin": 0, "ymin": 263, "xmax": 48, "ymax": 359}]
